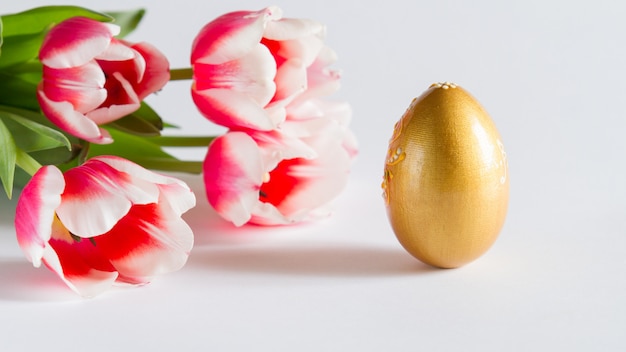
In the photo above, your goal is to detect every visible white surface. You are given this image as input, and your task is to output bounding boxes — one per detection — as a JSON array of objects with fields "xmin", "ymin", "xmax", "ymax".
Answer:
[{"xmin": 1, "ymin": 0, "xmax": 625, "ymax": 351}]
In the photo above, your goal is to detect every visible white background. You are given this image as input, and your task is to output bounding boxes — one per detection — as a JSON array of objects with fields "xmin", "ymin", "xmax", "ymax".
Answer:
[{"xmin": 1, "ymin": 0, "xmax": 625, "ymax": 351}]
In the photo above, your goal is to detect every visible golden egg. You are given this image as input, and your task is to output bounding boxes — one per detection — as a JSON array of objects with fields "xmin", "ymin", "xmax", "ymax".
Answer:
[{"xmin": 382, "ymin": 82, "xmax": 509, "ymax": 268}]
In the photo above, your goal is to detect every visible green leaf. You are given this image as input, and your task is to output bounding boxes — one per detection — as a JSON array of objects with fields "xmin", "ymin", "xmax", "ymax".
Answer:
[
  {"xmin": 1, "ymin": 6, "xmax": 112, "ymax": 37},
  {"xmin": 12, "ymin": 166, "xmax": 31, "ymax": 190},
  {"xmin": 0, "ymin": 105, "xmax": 81, "ymax": 167},
  {"xmin": 0, "ymin": 72, "xmax": 39, "ymax": 110},
  {"xmin": 88, "ymin": 128, "xmax": 176, "ymax": 160},
  {"xmin": 28, "ymin": 145, "xmax": 79, "ymax": 166},
  {"xmin": 88, "ymin": 128, "xmax": 202, "ymax": 173},
  {"xmin": 107, "ymin": 103, "xmax": 163, "ymax": 136},
  {"xmin": 106, "ymin": 9, "xmax": 146, "ymax": 38},
  {"xmin": 108, "ymin": 114, "xmax": 161, "ymax": 136},
  {"xmin": 0, "ymin": 117, "xmax": 17, "ymax": 198},
  {"xmin": 0, "ymin": 111, "xmax": 71, "ymax": 152},
  {"xmin": 15, "ymin": 147, "xmax": 43, "ymax": 177},
  {"xmin": 0, "ymin": 104, "xmax": 52, "ymax": 126},
  {"xmin": 0, "ymin": 31, "xmax": 46, "ymax": 69},
  {"xmin": 133, "ymin": 102, "xmax": 164, "ymax": 129}
]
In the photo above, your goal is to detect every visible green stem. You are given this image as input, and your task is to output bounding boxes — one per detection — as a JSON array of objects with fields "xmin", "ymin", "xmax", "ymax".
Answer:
[
  {"xmin": 169, "ymin": 68, "xmax": 193, "ymax": 81},
  {"xmin": 133, "ymin": 158, "xmax": 203, "ymax": 174},
  {"xmin": 149, "ymin": 135, "xmax": 215, "ymax": 147},
  {"xmin": 15, "ymin": 148, "xmax": 42, "ymax": 176}
]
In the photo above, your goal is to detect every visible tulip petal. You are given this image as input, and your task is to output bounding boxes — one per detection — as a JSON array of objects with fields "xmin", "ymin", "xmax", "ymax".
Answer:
[
  {"xmin": 245, "ymin": 129, "xmax": 317, "ymax": 171},
  {"xmin": 263, "ymin": 18, "xmax": 325, "ymax": 41},
  {"xmin": 192, "ymin": 88, "xmax": 277, "ymax": 130},
  {"xmin": 252, "ymin": 120, "xmax": 351, "ymax": 225},
  {"xmin": 282, "ymin": 151, "xmax": 350, "ymax": 215},
  {"xmin": 191, "ymin": 7, "xmax": 282, "ymax": 65},
  {"xmin": 86, "ymin": 72, "xmax": 141, "ymax": 125},
  {"xmin": 256, "ymin": 146, "xmax": 350, "ymax": 224},
  {"xmin": 276, "ymin": 139, "xmax": 351, "ymax": 218},
  {"xmin": 56, "ymin": 159, "xmax": 160, "ymax": 237},
  {"xmin": 39, "ymin": 17, "xmax": 119, "ymax": 68},
  {"xmin": 284, "ymin": 100, "xmax": 353, "ymax": 135},
  {"xmin": 130, "ymin": 42, "xmax": 171, "ymax": 99},
  {"xmin": 37, "ymin": 87, "xmax": 112, "ymax": 144},
  {"xmin": 273, "ymin": 58, "xmax": 307, "ymax": 102},
  {"xmin": 95, "ymin": 38, "xmax": 135, "ymax": 61},
  {"xmin": 44, "ymin": 217, "xmax": 118, "ymax": 297},
  {"xmin": 94, "ymin": 201, "xmax": 193, "ymax": 283},
  {"xmin": 95, "ymin": 156, "xmax": 196, "ymax": 216},
  {"xmin": 204, "ymin": 132, "xmax": 264, "ymax": 226},
  {"xmin": 41, "ymin": 61, "xmax": 106, "ymax": 114},
  {"xmin": 15, "ymin": 166, "xmax": 65, "ymax": 267},
  {"xmin": 42, "ymin": 242, "xmax": 119, "ymax": 297},
  {"xmin": 311, "ymin": 45, "xmax": 338, "ymax": 68},
  {"xmin": 266, "ymin": 35, "xmax": 325, "ymax": 68},
  {"xmin": 193, "ymin": 44, "xmax": 276, "ymax": 106},
  {"xmin": 250, "ymin": 201, "xmax": 291, "ymax": 225}
]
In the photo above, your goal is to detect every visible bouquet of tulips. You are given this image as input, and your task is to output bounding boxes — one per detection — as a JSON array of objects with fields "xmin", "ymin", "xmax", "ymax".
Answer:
[{"xmin": 0, "ymin": 5, "xmax": 356, "ymax": 297}]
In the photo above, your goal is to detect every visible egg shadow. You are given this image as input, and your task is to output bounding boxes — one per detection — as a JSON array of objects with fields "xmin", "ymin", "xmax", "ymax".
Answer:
[{"xmin": 189, "ymin": 244, "xmax": 438, "ymax": 277}]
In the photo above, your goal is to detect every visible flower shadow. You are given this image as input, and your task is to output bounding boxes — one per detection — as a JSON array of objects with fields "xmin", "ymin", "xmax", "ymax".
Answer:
[
  {"xmin": 188, "ymin": 244, "xmax": 438, "ymax": 277},
  {"xmin": 0, "ymin": 259, "xmax": 74, "ymax": 302}
]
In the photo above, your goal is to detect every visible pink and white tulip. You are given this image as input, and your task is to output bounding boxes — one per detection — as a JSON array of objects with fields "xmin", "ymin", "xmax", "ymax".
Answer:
[
  {"xmin": 203, "ymin": 130, "xmax": 351, "ymax": 226},
  {"xmin": 190, "ymin": 6, "xmax": 341, "ymax": 131},
  {"xmin": 283, "ymin": 98, "xmax": 359, "ymax": 161},
  {"xmin": 15, "ymin": 156, "xmax": 195, "ymax": 297},
  {"xmin": 37, "ymin": 17, "xmax": 170, "ymax": 144}
]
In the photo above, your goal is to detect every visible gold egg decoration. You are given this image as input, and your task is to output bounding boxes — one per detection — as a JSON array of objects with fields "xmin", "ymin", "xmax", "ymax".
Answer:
[{"xmin": 383, "ymin": 82, "xmax": 509, "ymax": 268}]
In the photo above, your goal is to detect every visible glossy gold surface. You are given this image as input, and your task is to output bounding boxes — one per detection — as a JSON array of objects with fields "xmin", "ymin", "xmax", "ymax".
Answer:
[{"xmin": 383, "ymin": 82, "xmax": 509, "ymax": 268}]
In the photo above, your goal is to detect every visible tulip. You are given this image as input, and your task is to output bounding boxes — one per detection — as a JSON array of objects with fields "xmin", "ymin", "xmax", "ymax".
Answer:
[
  {"xmin": 37, "ymin": 17, "xmax": 170, "ymax": 144},
  {"xmin": 190, "ymin": 6, "xmax": 341, "ymax": 131},
  {"xmin": 14, "ymin": 156, "xmax": 195, "ymax": 297},
  {"xmin": 282, "ymin": 98, "xmax": 359, "ymax": 161},
  {"xmin": 203, "ymin": 130, "xmax": 350, "ymax": 226}
]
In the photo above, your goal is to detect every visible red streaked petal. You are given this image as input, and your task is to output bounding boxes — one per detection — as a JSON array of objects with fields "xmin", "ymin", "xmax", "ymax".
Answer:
[
  {"xmin": 272, "ymin": 143, "xmax": 351, "ymax": 220},
  {"xmin": 40, "ymin": 61, "xmax": 106, "ymax": 113},
  {"xmin": 258, "ymin": 157, "xmax": 304, "ymax": 210},
  {"xmin": 203, "ymin": 132, "xmax": 264, "ymax": 226},
  {"xmin": 43, "ymin": 235, "xmax": 118, "ymax": 297},
  {"xmin": 15, "ymin": 166, "xmax": 64, "ymax": 267},
  {"xmin": 253, "ymin": 129, "xmax": 351, "ymax": 225},
  {"xmin": 191, "ymin": 88, "xmax": 276, "ymax": 130},
  {"xmin": 130, "ymin": 42, "xmax": 170, "ymax": 99},
  {"xmin": 193, "ymin": 44, "xmax": 276, "ymax": 106},
  {"xmin": 267, "ymin": 34, "xmax": 325, "ymax": 67},
  {"xmin": 95, "ymin": 202, "xmax": 193, "ymax": 283},
  {"xmin": 95, "ymin": 156, "xmax": 196, "ymax": 216},
  {"xmin": 56, "ymin": 159, "xmax": 160, "ymax": 237},
  {"xmin": 191, "ymin": 7, "xmax": 282, "ymax": 65},
  {"xmin": 86, "ymin": 72, "xmax": 141, "ymax": 125},
  {"xmin": 39, "ymin": 17, "xmax": 119, "ymax": 68},
  {"xmin": 37, "ymin": 87, "xmax": 112, "ymax": 144},
  {"xmin": 86, "ymin": 102, "xmax": 140, "ymax": 126}
]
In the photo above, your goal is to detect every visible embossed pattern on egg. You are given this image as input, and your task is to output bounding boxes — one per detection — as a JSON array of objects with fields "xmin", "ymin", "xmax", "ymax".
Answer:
[{"xmin": 383, "ymin": 82, "xmax": 509, "ymax": 268}]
